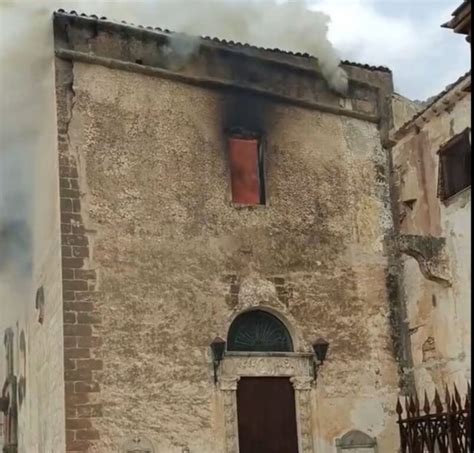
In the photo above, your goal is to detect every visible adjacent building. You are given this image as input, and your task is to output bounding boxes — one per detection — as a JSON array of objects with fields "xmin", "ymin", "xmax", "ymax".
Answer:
[
  {"xmin": 442, "ymin": 0, "xmax": 471, "ymax": 44},
  {"xmin": 389, "ymin": 72, "xmax": 471, "ymax": 396}
]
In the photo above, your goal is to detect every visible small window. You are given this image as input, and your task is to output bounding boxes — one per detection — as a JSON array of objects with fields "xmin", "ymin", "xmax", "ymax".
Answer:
[
  {"xmin": 227, "ymin": 128, "xmax": 265, "ymax": 205},
  {"xmin": 437, "ymin": 128, "xmax": 471, "ymax": 201}
]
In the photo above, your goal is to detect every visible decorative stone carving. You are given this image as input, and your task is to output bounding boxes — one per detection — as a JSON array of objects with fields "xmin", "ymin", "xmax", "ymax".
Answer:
[
  {"xmin": 220, "ymin": 376, "xmax": 240, "ymax": 392},
  {"xmin": 290, "ymin": 376, "xmax": 314, "ymax": 390},
  {"xmin": 398, "ymin": 234, "xmax": 452, "ymax": 286},
  {"xmin": 220, "ymin": 376, "xmax": 240, "ymax": 453},
  {"xmin": 121, "ymin": 435, "xmax": 155, "ymax": 453},
  {"xmin": 222, "ymin": 354, "xmax": 312, "ymax": 377},
  {"xmin": 291, "ymin": 376, "xmax": 314, "ymax": 452},
  {"xmin": 238, "ymin": 276, "xmax": 278, "ymax": 308},
  {"xmin": 220, "ymin": 354, "xmax": 314, "ymax": 452},
  {"xmin": 336, "ymin": 430, "xmax": 378, "ymax": 452}
]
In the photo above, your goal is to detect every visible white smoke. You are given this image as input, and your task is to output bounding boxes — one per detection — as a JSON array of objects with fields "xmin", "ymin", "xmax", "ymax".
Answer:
[
  {"xmin": 149, "ymin": 0, "xmax": 348, "ymax": 94},
  {"xmin": 0, "ymin": 0, "xmax": 348, "ymax": 296}
]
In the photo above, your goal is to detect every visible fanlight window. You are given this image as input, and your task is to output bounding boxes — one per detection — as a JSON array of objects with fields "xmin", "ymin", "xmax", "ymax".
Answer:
[{"xmin": 227, "ymin": 310, "xmax": 293, "ymax": 352}]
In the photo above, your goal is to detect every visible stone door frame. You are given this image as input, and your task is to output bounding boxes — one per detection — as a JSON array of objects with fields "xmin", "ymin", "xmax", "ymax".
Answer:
[{"xmin": 219, "ymin": 352, "xmax": 315, "ymax": 453}]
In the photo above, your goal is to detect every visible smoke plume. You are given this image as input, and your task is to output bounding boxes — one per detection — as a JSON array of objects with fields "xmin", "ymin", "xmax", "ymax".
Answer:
[
  {"xmin": 152, "ymin": 0, "xmax": 348, "ymax": 94},
  {"xmin": 0, "ymin": 0, "xmax": 347, "ymax": 297}
]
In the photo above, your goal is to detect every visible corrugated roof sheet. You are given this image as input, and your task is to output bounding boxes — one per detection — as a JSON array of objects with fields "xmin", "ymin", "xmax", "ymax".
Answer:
[{"xmin": 55, "ymin": 9, "xmax": 392, "ymax": 73}]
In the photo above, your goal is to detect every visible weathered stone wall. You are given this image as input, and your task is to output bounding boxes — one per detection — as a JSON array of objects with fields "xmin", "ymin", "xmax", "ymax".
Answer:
[
  {"xmin": 56, "ymin": 57, "xmax": 402, "ymax": 452},
  {"xmin": 0, "ymin": 60, "xmax": 65, "ymax": 453},
  {"xmin": 391, "ymin": 93, "xmax": 424, "ymax": 132},
  {"xmin": 391, "ymin": 90, "xmax": 471, "ymax": 396}
]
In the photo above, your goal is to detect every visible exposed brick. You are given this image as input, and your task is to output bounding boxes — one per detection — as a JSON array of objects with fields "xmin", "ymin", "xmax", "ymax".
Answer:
[
  {"xmin": 225, "ymin": 294, "xmax": 238, "ymax": 306},
  {"xmin": 64, "ymin": 324, "xmax": 92, "ymax": 337},
  {"xmin": 59, "ymin": 144, "xmax": 100, "ymax": 451},
  {"xmin": 66, "ymin": 440, "xmax": 92, "ymax": 451},
  {"xmin": 65, "ymin": 348, "xmax": 90, "ymax": 359},
  {"xmin": 64, "ymin": 302, "xmax": 94, "ymax": 312},
  {"xmin": 230, "ymin": 284, "xmax": 240, "ymax": 294},
  {"xmin": 61, "ymin": 198, "xmax": 73, "ymax": 213},
  {"xmin": 76, "ymin": 359, "xmax": 103, "ymax": 371},
  {"xmin": 76, "ymin": 429, "xmax": 100, "ymax": 440},
  {"xmin": 64, "ymin": 336, "xmax": 77, "ymax": 349},
  {"xmin": 63, "ymin": 257, "xmax": 85, "ymax": 269},
  {"xmin": 66, "ymin": 393, "xmax": 90, "ymax": 405},
  {"xmin": 72, "ymin": 224, "xmax": 86, "ymax": 234},
  {"xmin": 73, "ymin": 199, "xmax": 81, "ymax": 213},
  {"xmin": 60, "ymin": 188, "xmax": 81, "ymax": 199},
  {"xmin": 77, "ymin": 313, "xmax": 101, "ymax": 325},
  {"xmin": 60, "ymin": 178, "xmax": 71, "ymax": 188},
  {"xmin": 75, "ymin": 382, "xmax": 100, "ymax": 393},
  {"xmin": 65, "ymin": 369, "xmax": 92, "ymax": 382},
  {"xmin": 66, "ymin": 418, "xmax": 92, "ymax": 430},
  {"xmin": 64, "ymin": 358, "xmax": 77, "ymax": 370},
  {"xmin": 63, "ymin": 280, "xmax": 88, "ymax": 291},
  {"xmin": 77, "ymin": 337, "xmax": 102, "ymax": 348},
  {"xmin": 77, "ymin": 404, "xmax": 102, "ymax": 418},
  {"xmin": 75, "ymin": 292, "xmax": 96, "ymax": 301},
  {"xmin": 61, "ymin": 223, "xmax": 72, "ymax": 234},
  {"xmin": 72, "ymin": 247, "xmax": 90, "ymax": 258},
  {"xmin": 63, "ymin": 290, "xmax": 76, "ymax": 301},
  {"xmin": 222, "ymin": 274, "xmax": 237, "ymax": 284},
  {"xmin": 74, "ymin": 269, "xmax": 96, "ymax": 280},
  {"xmin": 63, "ymin": 235, "xmax": 89, "ymax": 246},
  {"xmin": 59, "ymin": 155, "xmax": 71, "ymax": 167},
  {"xmin": 66, "ymin": 429, "xmax": 76, "ymax": 442},
  {"xmin": 62, "ymin": 269, "xmax": 74, "ymax": 279},
  {"xmin": 59, "ymin": 166, "xmax": 78, "ymax": 178},
  {"xmin": 62, "ymin": 246, "xmax": 72, "ymax": 257},
  {"xmin": 66, "ymin": 406, "xmax": 77, "ymax": 418},
  {"xmin": 61, "ymin": 212, "xmax": 83, "ymax": 224},
  {"xmin": 64, "ymin": 312, "xmax": 77, "ymax": 324}
]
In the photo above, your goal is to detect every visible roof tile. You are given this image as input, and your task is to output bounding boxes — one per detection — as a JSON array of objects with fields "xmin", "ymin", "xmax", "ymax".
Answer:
[{"xmin": 54, "ymin": 9, "xmax": 392, "ymax": 73}]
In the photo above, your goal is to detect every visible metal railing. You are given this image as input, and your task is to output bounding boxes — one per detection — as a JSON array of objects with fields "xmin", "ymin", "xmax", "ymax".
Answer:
[{"xmin": 397, "ymin": 383, "xmax": 471, "ymax": 453}]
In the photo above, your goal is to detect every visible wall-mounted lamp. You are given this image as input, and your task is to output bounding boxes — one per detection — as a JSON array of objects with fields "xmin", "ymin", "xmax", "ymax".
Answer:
[
  {"xmin": 311, "ymin": 338, "xmax": 329, "ymax": 382},
  {"xmin": 210, "ymin": 337, "xmax": 226, "ymax": 384}
]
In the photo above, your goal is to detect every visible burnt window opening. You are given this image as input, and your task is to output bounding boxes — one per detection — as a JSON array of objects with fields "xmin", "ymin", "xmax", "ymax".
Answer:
[
  {"xmin": 437, "ymin": 128, "xmax": 471, "ymax": 201},
  {"xmin": 227, "ymin": 127, "xmax": 266, "ymax": 206}
]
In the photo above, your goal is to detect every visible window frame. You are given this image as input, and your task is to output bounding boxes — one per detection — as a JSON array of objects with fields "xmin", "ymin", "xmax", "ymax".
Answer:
[
  {"xmin": 437, "ymin": 127, "xmax": 471, "ymax": 202},
  {"xmin": 227, "ymin": 130, "xmax": 268, "ymax": 208}
]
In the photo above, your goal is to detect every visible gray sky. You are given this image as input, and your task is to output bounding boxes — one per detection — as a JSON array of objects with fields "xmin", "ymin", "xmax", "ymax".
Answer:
[
  {"xmin": 85, "ymin": 0, "xmax": 470, "ymax": 100},
  {"xmin": 311, "ymin": 0, "xmax": 470, "ymax": 100}
]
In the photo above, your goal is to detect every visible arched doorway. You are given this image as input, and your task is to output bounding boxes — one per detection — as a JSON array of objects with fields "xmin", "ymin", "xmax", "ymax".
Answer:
[
  {"xmin": 227, "ymin": 309, "xmax": 294, "ymax": 352},
  {"xmin": 226, "ymin": 310, "xmax": 300, "ymax": 453}
]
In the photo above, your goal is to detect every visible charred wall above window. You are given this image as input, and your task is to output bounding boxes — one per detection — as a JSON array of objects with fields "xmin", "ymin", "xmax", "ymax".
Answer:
[{"xmin": 53, "ymin": 10, "xmax": 393, "ymax": 144}]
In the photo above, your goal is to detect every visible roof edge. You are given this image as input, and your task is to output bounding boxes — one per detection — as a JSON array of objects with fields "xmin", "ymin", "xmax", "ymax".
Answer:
[
  {"xmin": 389, "ymin": 71, "xmax": 471, "ymax": 143},
  {"xmin": 53, "ymin": 9, "xmax": 392, "ymax": 74}
]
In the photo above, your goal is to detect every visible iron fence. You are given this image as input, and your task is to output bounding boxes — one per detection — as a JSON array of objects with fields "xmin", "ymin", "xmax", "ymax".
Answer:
[{"xmin": 397, "ymin": 383, "xmax": 471, "ymax": 453}]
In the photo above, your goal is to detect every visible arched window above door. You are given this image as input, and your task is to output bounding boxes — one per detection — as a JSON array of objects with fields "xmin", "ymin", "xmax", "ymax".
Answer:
[{"xmin": 227, "ymin": 310, "xmax": 293, "ymax": 352}]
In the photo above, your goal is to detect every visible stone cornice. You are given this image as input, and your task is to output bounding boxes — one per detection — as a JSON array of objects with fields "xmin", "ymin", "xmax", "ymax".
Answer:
[{"xmin": 53, "ymin": 12, "xmax": 393, "ymax": 130}]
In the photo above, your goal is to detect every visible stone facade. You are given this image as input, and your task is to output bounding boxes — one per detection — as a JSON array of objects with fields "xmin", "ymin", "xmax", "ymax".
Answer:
[
  {"xmin": 389, "ymin": 73, "xmax": 471, "ymax": 397},
  {"xmin": 49, "ymin": 11, "xmax": 402, "ymax": 453},
  {"xmin": 3, "ymin": 9, "xmax": 469, "ymax": 453}
]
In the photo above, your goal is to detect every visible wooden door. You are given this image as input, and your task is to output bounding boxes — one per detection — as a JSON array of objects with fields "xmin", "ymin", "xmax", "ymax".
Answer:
[{"xmin": 237, "ymin": 377, "xmax": 299, "ymax": 453}]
